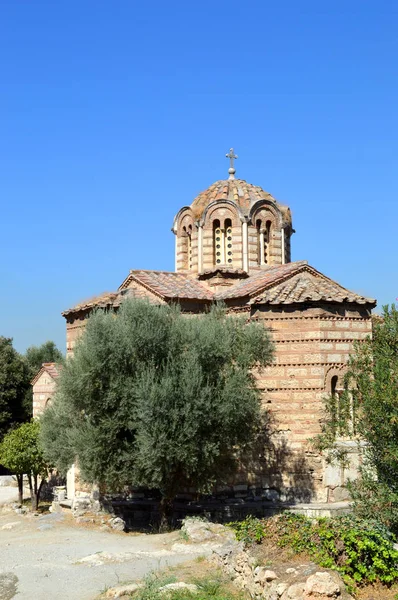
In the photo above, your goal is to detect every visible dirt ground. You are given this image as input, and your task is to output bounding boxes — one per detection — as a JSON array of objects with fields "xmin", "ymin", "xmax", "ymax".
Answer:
[{"xmin": 0, "ymin": 506, "xmax": 215, "ymax": 600}]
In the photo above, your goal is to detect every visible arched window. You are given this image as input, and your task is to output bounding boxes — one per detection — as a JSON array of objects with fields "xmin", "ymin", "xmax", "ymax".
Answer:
[
  {"xmin": 224, "ymin": 219, "xmax": 233, "ymax": 265},
  {"xmin": 213, "ymin": 219, "xmax": 223, "ymax": 265},
  {"xmin": 256, "ymin": 219, "xmax": 272, "ymax": 265},
  {"xmin": 182, "ymin": 223, "xmax": 193, "ymax": 270},
  {"xmin": 331, "ymin": 375, "xmax": 338, "ymax": 398}
]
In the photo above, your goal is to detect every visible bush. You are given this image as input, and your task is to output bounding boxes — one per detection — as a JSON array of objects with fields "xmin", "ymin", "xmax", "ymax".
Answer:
[
  {"xmin": 228, "ymin": 513, "xmax": 398, "ymax": 587},
  {"xmin": 227, "ymin": 516, "xmax": 267, "ymax": 544}
]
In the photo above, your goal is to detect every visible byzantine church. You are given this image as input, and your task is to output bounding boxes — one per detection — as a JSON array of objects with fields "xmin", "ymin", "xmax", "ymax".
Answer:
[{"xmin": 34, "ymin": 150, "xmax": 376, "ymax": 505}]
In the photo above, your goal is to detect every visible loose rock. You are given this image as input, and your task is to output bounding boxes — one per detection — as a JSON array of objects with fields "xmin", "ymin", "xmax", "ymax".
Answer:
[
  {"xmin": 304, "ymin": 572, "xmax": 340, "ymax": 597},
  {"xmin": 109, "ymin": 517, "xmax": 126, "ymax": 532},
  {"xmin": 106, "ymin": 583, "xmax": 142, "ymax": 598},
  {"xmin": 158, "ymin": 582, "xmax": 198, "ymax": 594}
]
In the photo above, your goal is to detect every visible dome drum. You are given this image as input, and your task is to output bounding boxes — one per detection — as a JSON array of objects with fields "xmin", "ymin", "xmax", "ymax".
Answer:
[{"xmin": 173, "ymin": 178, "xmax": 294, "ymax": 276}]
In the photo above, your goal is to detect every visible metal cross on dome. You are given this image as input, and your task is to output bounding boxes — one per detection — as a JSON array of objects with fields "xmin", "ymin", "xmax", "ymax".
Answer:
[{"xmin": 226, "ymin": 148, "xmax": 238, "ymax": 180}]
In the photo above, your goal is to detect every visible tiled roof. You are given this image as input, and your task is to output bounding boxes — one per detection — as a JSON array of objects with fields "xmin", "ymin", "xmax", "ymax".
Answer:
[
  {"xmin": 62, "ymin": 291, "xmax": 120, "ymax": 316},
  {"xmin": 217, "ymin": 261, "xmax": 376, "ymax": 306},
  {"xmin": 63, "ymin": 262, "xmax": 376, "ymax": 317},
  {"xmin": 119, "ymin": 270, "xmax": 214, "ymax": 300},
  {"xmin": 250, "ymin": 270, "xmax": 376, "ymax": 305},
  {"xmin": 216, "ymin": 262, "xmax": 309, "ymax": 300},
  {"xmin": 190, "ymin": 179, "xmax": 289, "ymax": 220},
  {"xmin": 31, "ymin": 362, "xmax": 61, "ymax": 386}
]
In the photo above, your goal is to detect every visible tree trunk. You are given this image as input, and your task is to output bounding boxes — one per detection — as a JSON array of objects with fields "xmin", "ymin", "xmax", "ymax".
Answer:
[
  {"xmin": 159, "ymin": 495, "xmax": 174, "ymax": 531},
  {"xmin": 31, "ymin": 474, "xmax": 38, "ymax": 512},
  {"xmin": 16, "ymin": 474, "xmax": 23, "ymax": 505}
]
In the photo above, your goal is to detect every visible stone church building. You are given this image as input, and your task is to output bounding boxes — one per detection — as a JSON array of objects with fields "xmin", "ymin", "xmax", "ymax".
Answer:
[{"xmin": 35, "ymin": 151, "xmax": 376, "ymax": 505}]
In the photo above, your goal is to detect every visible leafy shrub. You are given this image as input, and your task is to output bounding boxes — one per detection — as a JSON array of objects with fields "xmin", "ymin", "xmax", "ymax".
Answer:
[
  {"xmin": 227, "ymin": 516, "xmax": 267, "ymax": 544},
  {"xmin": 229, "ymin": 513, "xmax": 398, "ymax": 587}
]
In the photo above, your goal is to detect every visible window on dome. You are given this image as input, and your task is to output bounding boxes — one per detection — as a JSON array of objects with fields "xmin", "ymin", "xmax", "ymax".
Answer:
[
  {"xmin": 213, "ymin": 219, "xmax": 224, "ymax": 265},
  {"xmin": 256, "ymin": 219, "xmax": 272, "ymax": 266},
  {"xmin": 225, "ymin": 219, "xmax": 233, "ymax": 264},
  {"xmin": 183, "ymin": 223, "xmax": 193, "ymax": 270}
]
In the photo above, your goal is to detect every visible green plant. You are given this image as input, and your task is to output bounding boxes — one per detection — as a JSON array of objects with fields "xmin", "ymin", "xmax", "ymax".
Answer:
[
  {"xmin": 229, "ymin": 513, "xmax": 398, "ymax": 588},
  {"xmin": 227, "ymin": 516, "xmax": 267, "ymax": 544},
  {"xmin": 0, "ymin": 420, "xmax": 50, "ymax": 510},
  {"xmin": 41, "ymin": 300, "xmax": 274, "ymax": 525},
  {"xmin": 133, "ymin": 571, "xmax": 244, "ymax": 600},
  {"xmin": 314, "ymin": 306, "xmax": 398, "ymax": 534}
]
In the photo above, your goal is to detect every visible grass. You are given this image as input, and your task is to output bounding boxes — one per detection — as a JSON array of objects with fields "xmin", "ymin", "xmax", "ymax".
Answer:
[{"xmin": 99, "ymin": 565, "xmax": 248, "ymax": 600}]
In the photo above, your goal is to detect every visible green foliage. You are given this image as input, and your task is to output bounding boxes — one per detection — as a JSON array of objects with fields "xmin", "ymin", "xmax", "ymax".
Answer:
[
  {"xmin": 0, "ymin": 337, "xmax": 30, "ymax": 440},
  {"xmin": 314, "ymin": 305, "xmax": 398, "ymax": 533},
  {"xmin": 0, "ymin": 420, "xmax": 50, "ymax": 509},
  {"xmin": 25, "ymin": 341, "xmax": 64, "ymax": 375},
  {"xmin": 133, "ymin": 572, "xmax": 243, "ymax": 600},
  {"xmin": 40, "ymin": 300, "xmax": 273, "ymax": 511},
  {"xmin": 229, "ymin": 513, "xmax": 398, "ymax": 587},
  {"xmin": 227, "ymin": 516, "xmax": 267, "ymax": 544},
  {"xmin": 0, "ymin": 420, "xmax": 47, "ymax": 478}
]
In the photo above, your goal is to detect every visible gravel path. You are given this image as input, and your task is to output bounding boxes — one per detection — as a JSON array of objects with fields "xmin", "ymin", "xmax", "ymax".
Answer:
[{"xmin": 0, "ymin": 508, "xmax": 207, "ymax": 600}]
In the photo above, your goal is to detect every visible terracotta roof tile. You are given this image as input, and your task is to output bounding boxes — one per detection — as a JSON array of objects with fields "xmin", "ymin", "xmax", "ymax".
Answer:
[
  {"xmin": 119, "ymin": 270, "xmax": 214, "ymax": 300},
  {"xmin": 31, "ymin": 362, "xmax": 61, "ymax": 386},
  {"xmin": 63, "ymin": 263, "xmax": 376, "ymax": 317},
  {"xmin": 249, "ymin": 270, "xmax": 375, "ymax": 305},
  {"xmin": 62, "ymin": 291, "xmax": 119, "ymax": 316},
  {"xmin": 216, "ymin": 261, "xmax": 376, "ymax": 306},
  {"xmin": 190, "ymin": 179, "xmax": 278, "ymax": 219},
  {"xmin": 215, "ymin": 262, "xmax": 309, "ymax": 300}
]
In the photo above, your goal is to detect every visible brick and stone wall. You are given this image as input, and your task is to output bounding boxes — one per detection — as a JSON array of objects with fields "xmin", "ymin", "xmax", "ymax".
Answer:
[
  {"xmin": 63, "ymin": 298, "xmax": 372, "ymax": 504},
  {"xmin": 32, "ymin": 371, "xmax": 57, "ymax": 418},
  {"xmin": 250, "ymin": 302, "xmax": 372, "ymax": 502}
]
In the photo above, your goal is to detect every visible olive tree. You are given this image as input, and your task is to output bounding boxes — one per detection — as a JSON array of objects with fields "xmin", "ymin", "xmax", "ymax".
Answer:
[{"xmin": 41, "ymin": 300, "xmax": 274, "ymax": 521}]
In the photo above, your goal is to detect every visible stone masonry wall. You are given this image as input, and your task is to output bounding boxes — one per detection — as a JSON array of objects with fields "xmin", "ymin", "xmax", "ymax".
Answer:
[
  {"xmin": 32, "ymin": 371, "xmax": 57, "ymax": 418},
  {"xmin": 251, "ymin": 303, "xmax": 372, "ymax": 502}
]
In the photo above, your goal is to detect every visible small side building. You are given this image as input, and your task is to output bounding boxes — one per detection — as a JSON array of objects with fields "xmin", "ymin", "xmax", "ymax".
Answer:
[{"xmin": 31, "ymin": 363, "xmax": 61, "ymax": 418}]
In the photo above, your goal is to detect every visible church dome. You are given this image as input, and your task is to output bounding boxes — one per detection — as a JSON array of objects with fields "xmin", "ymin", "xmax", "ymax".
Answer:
[
  {"xmin": 173, "ymin": 150, "xmax": 294, "ymax": 275},
  {"xmin": 190, "ymin": 178, "xmax": 292, "ymax": 227}
]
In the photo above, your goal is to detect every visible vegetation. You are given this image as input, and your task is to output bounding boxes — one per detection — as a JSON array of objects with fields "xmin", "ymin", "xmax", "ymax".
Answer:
[
  {"xmin": 0, "ymin": 337, "xmax": 63, "ymax": 443},
  {"xmin": 40, "ymin": 299, "xmax": 274, "ymax": 522},
  {"xmin": 315, "ymin": 305, "xmax": 398, "ymax": 534},
  {"xmin": 125, "ymin": 571, "xmax": 245, "ymax": 600},
  {"xmin": 25, "ymin": 340, "xmax": 64, "ymax": 374},
  {"xmin": 228, "ymin": 513, "xmax": 398, "ymax": 589},
  {"xmin": 0, "ymin": 421, "xmax": 50, "ymax": 509},
  {"xmin": 0, "ymin": 337, "xmax": 30, "ymax": 441}
]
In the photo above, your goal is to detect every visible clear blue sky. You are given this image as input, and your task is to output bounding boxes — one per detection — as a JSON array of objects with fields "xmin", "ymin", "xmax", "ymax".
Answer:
[{"xmin": 1, "ymin": 1, "xmax": 397, "ymax": 354}]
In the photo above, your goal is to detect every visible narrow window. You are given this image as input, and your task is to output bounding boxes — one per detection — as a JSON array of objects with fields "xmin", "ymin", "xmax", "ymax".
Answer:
[
  {"xmin": 213, "ymin": 219, "xmax": 224, "ymax": 265},
  {"xmin": 183, "ymin": 224, "xmax": 193, "ymax": 270},
  {"xmin": 187, "ymin": 224, "xmax": 192, "ymax": 270},
  {"xmin": 265, "ymin": 221, "xmax": 272, "ymax": 265},
  {"xmin": 331, "ymin": 375, "xmax": 338, "ymax": 398},
  {"xmin": 224, "ymin": 218, "xmax": 233, "ymax": 265},
  {"xmin": 256, "ymin": 219, "xmax": 263, "ymax": 265}
]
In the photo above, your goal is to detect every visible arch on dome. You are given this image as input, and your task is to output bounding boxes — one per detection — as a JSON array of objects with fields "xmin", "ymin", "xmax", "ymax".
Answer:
[
  {"xmin": 200, "ymin": 200, "xmax": 242, "ymax": 228},
  {"xmin": 250, "ymin": 205, "xmax": 278, "ymax": 267},
  {"xmin": 173, "ymin": 207, "xmax": 195, "ymax": 272},
  {"xmin": 172, "ymin": 206, "xmax": 195, "ymax": 235},
  {"xmin": 249, "ymin": 199, "xmax": 283, "ymax": 228}
]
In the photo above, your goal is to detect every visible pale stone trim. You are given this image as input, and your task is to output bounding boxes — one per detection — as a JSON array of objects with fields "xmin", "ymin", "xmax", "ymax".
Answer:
[
  {"xmin": 197, "ymin": 225, "xmax": 203, "ymax": 273},
  {"xmin": 242, "ymin": 220, "xmax": 248, "ymax": 271}
]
